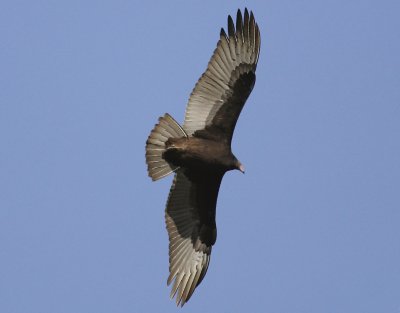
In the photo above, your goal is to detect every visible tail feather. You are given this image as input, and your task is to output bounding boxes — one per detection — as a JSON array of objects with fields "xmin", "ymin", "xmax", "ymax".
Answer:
[{"xmin": 146, "ymin": 113, "xmax": 187, "ymax": 181}]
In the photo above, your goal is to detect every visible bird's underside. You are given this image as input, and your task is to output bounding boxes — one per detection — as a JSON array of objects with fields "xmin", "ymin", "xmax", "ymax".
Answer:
[
  {"xmin": 163, "ymin": 136, "xmax": 239, "ymax": 173},
  {"xmin": 145, "ymin": 8, "xmax": 260, "ymax": 306}
]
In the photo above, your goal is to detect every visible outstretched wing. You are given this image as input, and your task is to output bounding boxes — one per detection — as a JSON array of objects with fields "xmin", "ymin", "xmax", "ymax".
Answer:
[
  {"xmin": 165, "ymin": 171, "xmax": 223, "ymax": 306},
  {"xmin": 183, "ymin": 8, "xmax": 261, "ymax": 143}
]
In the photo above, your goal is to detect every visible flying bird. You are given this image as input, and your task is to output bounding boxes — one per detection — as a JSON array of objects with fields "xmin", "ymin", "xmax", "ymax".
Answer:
[{"xmin": 145, "ymin": 8, "xmax": 260, "ymax": 306}]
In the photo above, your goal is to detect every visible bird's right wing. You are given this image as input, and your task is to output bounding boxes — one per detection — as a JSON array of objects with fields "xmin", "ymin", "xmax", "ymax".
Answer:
[
  {"xmin": 165, "ymin": 171, "xmax": 223, "ymax": 306},
  {"xmin": 183, "ymin": 8, "xmax": 260, "ymax": 143}
]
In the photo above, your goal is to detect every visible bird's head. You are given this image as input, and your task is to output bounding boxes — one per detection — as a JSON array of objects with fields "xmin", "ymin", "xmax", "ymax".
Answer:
[{"xmin": 234, "ymin": 158, "xmax": 245, "ymax": 174}]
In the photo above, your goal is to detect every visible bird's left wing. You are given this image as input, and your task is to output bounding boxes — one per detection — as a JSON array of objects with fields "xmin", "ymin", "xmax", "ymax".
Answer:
[{"xmin": 165, "ymin": 171, "xmax": 223, "ymax": 306}]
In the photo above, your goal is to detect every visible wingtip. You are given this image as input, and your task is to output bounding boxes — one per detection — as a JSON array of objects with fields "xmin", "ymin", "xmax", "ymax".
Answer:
[
  {"xmin": 236, "ymin": 8, "xmax": 242, "ymax": 23},
  {"xmin": 227, "ymin": 14, "xmax": 235, "ymax": 37},
  {"xmin": 220, "ymin": 27, "xmax": 228, "ymax": 40}
]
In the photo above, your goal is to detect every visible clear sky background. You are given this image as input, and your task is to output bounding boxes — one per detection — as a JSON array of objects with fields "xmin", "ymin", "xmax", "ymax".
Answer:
[{"xmin": 1, "ymin": 1, "xmax": 400, "ymax": 312}]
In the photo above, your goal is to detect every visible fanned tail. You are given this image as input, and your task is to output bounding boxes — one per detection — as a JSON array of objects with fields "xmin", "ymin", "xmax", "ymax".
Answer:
[{"xmin": 145, "ymin": 113, "xmax": 187, "ymax": 181}]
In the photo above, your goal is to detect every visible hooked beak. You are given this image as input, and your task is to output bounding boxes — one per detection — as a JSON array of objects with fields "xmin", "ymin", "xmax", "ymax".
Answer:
[{"xmin": 239, "ymin": 163, "xmax": 245, "ymax": 174}]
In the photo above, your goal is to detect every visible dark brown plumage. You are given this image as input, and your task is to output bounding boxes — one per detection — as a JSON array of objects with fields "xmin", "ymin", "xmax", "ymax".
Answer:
[{"xmin": 145, "ymin": 8, "xmax": 260, "ymax": 306}]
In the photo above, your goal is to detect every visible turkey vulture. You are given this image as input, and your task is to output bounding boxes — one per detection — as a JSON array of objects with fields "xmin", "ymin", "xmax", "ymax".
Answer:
[{"xmin": 145, "ymin": 8, "xmax": 260, "ymax": 306}]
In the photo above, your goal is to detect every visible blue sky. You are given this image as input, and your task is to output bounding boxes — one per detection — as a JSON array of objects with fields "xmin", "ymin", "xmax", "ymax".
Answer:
[{"xmin": 1, "ymin": 1, "xmax": 400, "ymax": 312}]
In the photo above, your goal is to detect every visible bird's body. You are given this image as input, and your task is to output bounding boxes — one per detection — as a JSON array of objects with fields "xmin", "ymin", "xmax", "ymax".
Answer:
[
  {"xmin": 145, "ymin": 8, "xmax": 260, "ymax": 306},
  {"xmin": 164, "ymin": 136, "xmax": 239, "ymax": 174}
]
